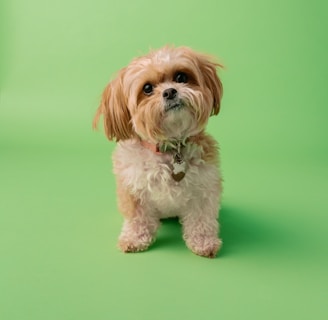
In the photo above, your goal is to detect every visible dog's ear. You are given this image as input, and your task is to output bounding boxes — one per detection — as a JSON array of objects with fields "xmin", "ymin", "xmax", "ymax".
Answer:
[
  {"xmin": 93, "ymin": 68, "xmax": 133, "ymax": 141},
  {"xmin": 198, "ymin": 55, "xmax": 223, "ymax": 116}
]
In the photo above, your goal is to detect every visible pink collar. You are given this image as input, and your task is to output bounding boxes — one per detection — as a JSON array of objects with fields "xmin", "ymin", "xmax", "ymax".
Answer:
[{"xmin": 141, "ymin": 140, "xmax": 163, "ymax": 154}]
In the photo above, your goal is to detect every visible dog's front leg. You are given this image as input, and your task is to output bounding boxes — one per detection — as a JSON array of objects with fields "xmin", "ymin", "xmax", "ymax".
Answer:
[
  {"xmin": 118, "ymin": 213, "xmax": 160, "ymax": 253},
  {"xmin": 116, "ymin": 184, "xmax": 160, "ymax": 253},
  {"xmin": 181, "ymin": 202, "xmax": 222, "ymax": 258}
]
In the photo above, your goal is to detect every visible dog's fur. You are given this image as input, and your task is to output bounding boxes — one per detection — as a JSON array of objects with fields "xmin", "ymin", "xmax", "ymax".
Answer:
[{"xmin": 94, "ymin": 46, "xmax": 223, "ymax": 258}]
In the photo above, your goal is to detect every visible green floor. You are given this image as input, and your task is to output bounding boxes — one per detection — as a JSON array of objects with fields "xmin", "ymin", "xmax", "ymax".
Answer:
[{"xmin": 1, "ymin": 1, "xmax": 327, "ymax": 319}]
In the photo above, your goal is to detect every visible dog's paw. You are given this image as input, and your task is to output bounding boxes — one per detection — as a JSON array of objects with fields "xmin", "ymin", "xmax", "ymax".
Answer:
[
  {"xmin": 118, "ymin": 233, "xmax": 153, "ymax": 253},
  {"xmin": 186, "ymin": 236, "xmax": 222, "ymax": 258}
]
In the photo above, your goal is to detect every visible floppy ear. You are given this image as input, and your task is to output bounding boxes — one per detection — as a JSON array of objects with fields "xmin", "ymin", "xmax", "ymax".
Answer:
[
  {"xmin": 93, "ymin": 68, "xmax": 133, "ymax": 141},
  {"xmin": 198, "ymin": 55, "xmax": 223, "ymax": 116}
]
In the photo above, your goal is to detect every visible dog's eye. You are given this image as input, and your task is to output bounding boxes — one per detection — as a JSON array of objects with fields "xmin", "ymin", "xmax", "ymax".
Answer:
[
  {"xmin": 143, "ymin": 83, "xmax": 153, "ymax": 95},
  {"xmin": 174, "ymin": 72, "xmax": 188, "ymax": 83}
]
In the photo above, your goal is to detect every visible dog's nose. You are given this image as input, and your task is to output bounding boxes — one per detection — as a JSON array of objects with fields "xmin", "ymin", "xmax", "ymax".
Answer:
[{"xmin": 163, "ymin": 88, "xmax": 177, "ymax": 100}]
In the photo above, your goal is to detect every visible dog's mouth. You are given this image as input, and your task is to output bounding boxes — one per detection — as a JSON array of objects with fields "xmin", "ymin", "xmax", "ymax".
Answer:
[{"xmin": 165, "ymin": 101, "xmax": 184, "ymax": 112}]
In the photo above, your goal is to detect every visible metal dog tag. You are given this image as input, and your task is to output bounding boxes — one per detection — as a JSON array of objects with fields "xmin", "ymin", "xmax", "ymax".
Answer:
[{"xmin": 172, "ymin": 152, "xmax": 186, "ymax": 182}]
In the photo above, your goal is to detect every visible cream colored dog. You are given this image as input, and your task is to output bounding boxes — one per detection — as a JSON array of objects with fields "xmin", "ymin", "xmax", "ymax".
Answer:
[{"xmin": 94, "ymin": 46, "xmax": 223, "ymax": 258}]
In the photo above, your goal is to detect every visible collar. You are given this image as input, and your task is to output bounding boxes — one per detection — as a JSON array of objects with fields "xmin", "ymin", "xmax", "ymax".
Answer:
[
  {"xmin": 140, "ymin": 140, "xmax": 162, "ymax": 154},
  {"xmin": 141, "ymin": 138, "xmax": 190, "ymax": 155}
]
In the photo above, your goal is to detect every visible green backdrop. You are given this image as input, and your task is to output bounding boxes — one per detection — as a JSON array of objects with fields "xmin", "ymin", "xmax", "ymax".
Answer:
[{"xmin": 1, "ymin": 0, "xmax": 327, "ymax": 319}]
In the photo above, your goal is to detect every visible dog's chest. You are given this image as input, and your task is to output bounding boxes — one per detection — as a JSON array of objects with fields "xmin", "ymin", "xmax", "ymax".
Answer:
[{"xmin": 113, "ymin": 140, "xmax": 217, "ymax": 215}]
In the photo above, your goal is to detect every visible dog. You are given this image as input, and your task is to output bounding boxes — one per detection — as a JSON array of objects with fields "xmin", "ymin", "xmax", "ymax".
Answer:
[{"xmin": 93, "ymin": 46, "xmax": 223, "ymax": 258}]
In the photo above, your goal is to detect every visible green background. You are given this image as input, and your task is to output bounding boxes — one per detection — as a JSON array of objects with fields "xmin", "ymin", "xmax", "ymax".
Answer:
[{"xmin": 1, "ymin": 0, "xmax": 327, "ymax": 319}]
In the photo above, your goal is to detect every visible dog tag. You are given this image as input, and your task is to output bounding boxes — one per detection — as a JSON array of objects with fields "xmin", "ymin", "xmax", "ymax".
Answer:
[{"xmin": 172, "ymin": 152, "xmax": 186, "ymax": 182}]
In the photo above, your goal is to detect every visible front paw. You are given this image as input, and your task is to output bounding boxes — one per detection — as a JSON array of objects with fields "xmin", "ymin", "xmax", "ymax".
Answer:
[
  {"xmin": 118, "ymin": 233, "xmax": 154, "ymax": 253},
  {"xmin": 185, "ymin": 235, "xmax": 222, "ymax": 258}
]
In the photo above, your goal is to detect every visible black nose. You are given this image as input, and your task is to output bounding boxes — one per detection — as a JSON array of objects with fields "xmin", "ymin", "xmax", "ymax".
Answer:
[{"xmin": 163, "ymin": 88, "xmax": 177, "ymax": 100}]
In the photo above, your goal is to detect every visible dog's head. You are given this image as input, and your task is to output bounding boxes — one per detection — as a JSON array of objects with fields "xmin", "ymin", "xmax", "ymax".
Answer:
[{"xmin": 93, "ymin": 46, "xmax": 223, "ymax": 143}]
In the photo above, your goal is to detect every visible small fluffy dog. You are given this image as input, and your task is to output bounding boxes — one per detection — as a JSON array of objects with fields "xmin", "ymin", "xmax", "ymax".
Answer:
[{"xmin": 94, "ymin": 46, "xmax": 223, "ymax": 258}]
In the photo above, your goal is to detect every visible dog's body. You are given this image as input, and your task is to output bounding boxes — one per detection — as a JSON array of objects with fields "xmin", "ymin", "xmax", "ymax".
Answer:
[{"xmin": 94, "ymin": 46, "xmax": 223, "ymax": 258}]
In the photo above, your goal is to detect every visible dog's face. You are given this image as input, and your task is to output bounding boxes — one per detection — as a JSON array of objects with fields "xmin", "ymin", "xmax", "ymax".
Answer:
[{"xmin": 94, "ymin": 46, "xmax": 223, "ymax": 143}]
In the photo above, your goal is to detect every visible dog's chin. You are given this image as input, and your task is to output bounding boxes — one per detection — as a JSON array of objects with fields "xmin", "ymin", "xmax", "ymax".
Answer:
[{"xmin": 162, "ymin": 105, "xmax": 199, "ymax": 140}]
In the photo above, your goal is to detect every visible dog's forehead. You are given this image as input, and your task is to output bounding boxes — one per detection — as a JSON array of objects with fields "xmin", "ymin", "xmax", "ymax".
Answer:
[
  {"xmin": 153, "ymin": 49, "xmax": 175, "ymax": 63},
  {"xmin": 138, "ymin": 49, "xmax": 177, "ymax": 67},
  {"xmin": 124, "ymin": 47, "xmax": 200, "ymax": 87},
  {"xmin": 140, "ymin": 48, "xmax": 184, "ymax": 66},
  {"xmin": 125, "ymin": 50, "xmax": 177, "ymax": 81}
]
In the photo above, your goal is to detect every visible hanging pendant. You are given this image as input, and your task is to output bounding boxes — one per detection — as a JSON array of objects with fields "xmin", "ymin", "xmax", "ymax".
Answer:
[{"xmin": 172, "ymin": 151, "xmax": 186, "ymax": 182}]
